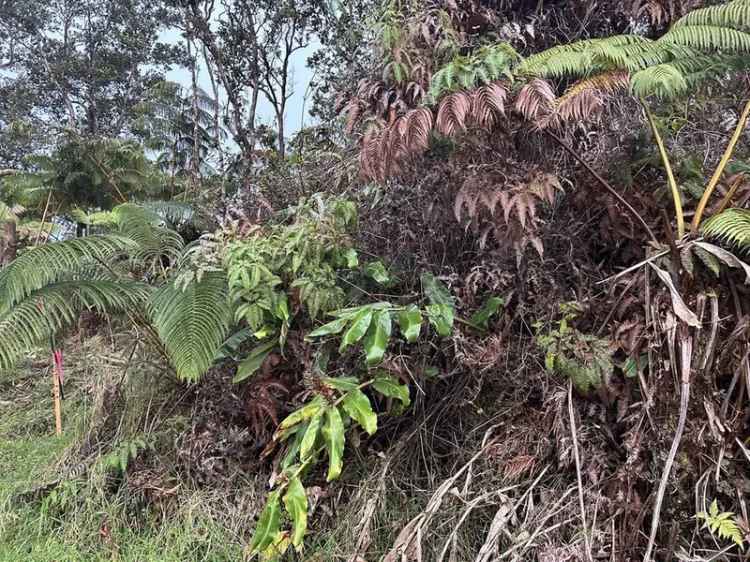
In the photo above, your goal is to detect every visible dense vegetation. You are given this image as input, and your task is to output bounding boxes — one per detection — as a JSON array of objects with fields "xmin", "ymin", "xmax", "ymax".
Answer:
[{"xmin": 1, "ymin": 0, "xmax": 750, "ymax": 560}]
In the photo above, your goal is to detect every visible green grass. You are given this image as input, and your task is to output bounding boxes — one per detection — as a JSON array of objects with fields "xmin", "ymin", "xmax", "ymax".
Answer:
[{"xmin": 0, "ymin": 347, "xmax": 246, "ymax": 562}]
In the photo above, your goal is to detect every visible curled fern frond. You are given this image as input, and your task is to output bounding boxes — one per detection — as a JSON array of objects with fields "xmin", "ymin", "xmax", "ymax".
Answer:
[
  {"xmin": 702, "ymin": 208, "xmax": 750, "ymax": 251},
  {"xmin": 0, "ymin": 281, "xmax": 150, "ymax": 370},
  {"xmin": 149, "ymin": 271, "xmax": 233, "ymax": 382},
  {"xmin": 0, "ymin": 235, "xmax": 137, "ymax": 312}
]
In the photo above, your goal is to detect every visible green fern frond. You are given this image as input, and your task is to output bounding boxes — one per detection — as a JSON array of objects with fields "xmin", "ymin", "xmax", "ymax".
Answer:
[
  {"xmin": 630, "ymin": 64, "xmax": 689, "ymax": 99},
  {"xmin": 702, "ymin": 208, "xmax": 750, "ymax": 251},
  {"xmin": 0, "ymin": 235, "xmax": 137, "ymax": 312},
  {"xmin": 676, "ymin": 0, "xmax": 750, "ymax": 32},
  {"xmin": 0, "ymin": 281, "xmax": 150, "ymax": 370},
  {"xmin": 149, "ymin": 271, "xmax": 233, "ymax": 382},
  {"xmin": 661, "ymin": 25, "xmax": 750, "ymax": 53},
  {"xmin": 140, "ymin": 201, "xmax": 194, "ymax": 225}
]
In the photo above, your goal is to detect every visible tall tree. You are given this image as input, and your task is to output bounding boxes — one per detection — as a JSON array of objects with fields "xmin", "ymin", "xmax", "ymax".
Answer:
[{"xmin": 0, "ymin": 0, "xmax": 181, "ymax": 164}]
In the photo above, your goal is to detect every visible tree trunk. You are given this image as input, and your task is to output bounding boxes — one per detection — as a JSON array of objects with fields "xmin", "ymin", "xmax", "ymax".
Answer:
[{"xmin": 1, "ymin": 221, "xmax": 17, "ymax": 265}]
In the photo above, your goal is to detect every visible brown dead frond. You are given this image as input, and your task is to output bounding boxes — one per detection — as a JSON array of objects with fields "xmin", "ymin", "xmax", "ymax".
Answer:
[
  {"xmin": 436, "ymin": 91, "xmax": 471, "ymax": 137},
  {"xmin": 514, "ymin": 78, "xmax": 555, "ymax": 124},
  {"xmin": 471, "ymin": 81, "xmax": 508, "ymax": 129},
  {"xmin": 543, "ymin": 71, "xmax": 630, "ymax": 129}
]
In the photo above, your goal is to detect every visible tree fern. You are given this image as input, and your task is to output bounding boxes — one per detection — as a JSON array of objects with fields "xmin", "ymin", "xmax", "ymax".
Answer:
[
  {"xmin": 661, "ymin": 25, "xmax": 750, "ymax": 52},
  {"xmin": 0, "ymin": 235, "xmax": 137, "ymax": 312},
  {"xmin": 676, "ymin": 0, "xmax": 750, "ymax": 31},
  {"xmin": 149, "ymin": 271, "xmax": 233, "ymax": 382},
  {"xmin": 0, "ymin": 281, "xmax": 150, "ymax": 370},
  {"xmin": 702, "ymin": 208, "xmax": 750, "ymax": 251}
]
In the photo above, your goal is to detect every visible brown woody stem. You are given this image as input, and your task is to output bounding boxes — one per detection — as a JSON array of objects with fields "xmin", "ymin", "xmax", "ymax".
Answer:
[{"xmin": 544, "ymin": 130, "xmax": 657, "ymax": 243}]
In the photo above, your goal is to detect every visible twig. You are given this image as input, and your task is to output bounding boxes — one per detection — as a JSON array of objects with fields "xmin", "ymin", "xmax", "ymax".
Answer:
[
  {"xmin": 569, "ymin": 380, "xmax": 593, "ymax": 562},
  {"xmin": 545, "ymin": 130, "xmax": 657, "ymax": 243},
  {"xmin": 643, "ymin": 332, "xmax": 692, "ymax": 562}
]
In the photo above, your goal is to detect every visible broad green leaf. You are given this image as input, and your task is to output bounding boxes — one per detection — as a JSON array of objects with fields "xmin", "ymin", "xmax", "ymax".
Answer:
[
  {"xmin": 248, "ymin": 491, "xmax": 282, "ymax": 555},
  {"xmin": 341, "ymin": 389, "xmax": 378, "ymax": 435},
  {"xmin": 322, "ymin": 376, "xmax": 360, "ymax": 392},
  {"xmin": 345, "ymin": 248, "xmax": 359, "ymax": 268},
  {"xmin": 426, "ymin": 303, "xmax": 454, "ymax": 337},
  {"xmin": 364, "ymin": 261, "xmax": 391, "ymax": 285},
  {"xmin": 278, "ymin": 397, "xmax": 325, "ymax": 431},
  {"xmin": 469, "ymin": 296, "xmax": 505, "ymax": 330},
  {"xmin": 398, "ymin": 306, "xmax": 422, "ymax": 343},
  {"xmin": 307, "ymin": 316, "xmax": 350, "ymax": 339},
  {"xmin": 214, "ymin": 328, "xmax": 253, "ymax": 361},
  {"xmin": 364, "ymin": 310, "xmax": 392, "ymax": 366},
  {"xmin": 283, "ymin": 477, "xmax": 308, "ymax": 548},
  {"xmin": 372, "ymin": 374, "xmax": 411, "ymax": 408},
  {"xmin": 421, "ymin": 273, "xmax": 454, "ymax": 306},
  {"xmin": 330, "ymin": 301, "xmax": 392, "ymax": 318},
  {"xmin": 339, "ymin": 307, "xmax": 374, "ymax": 352},
  {"xmin": 322, "ymin": 406, "xmax": 345, "ymax": 482},
  {"xmin": 281, "ymin": 426, "xmax": 305, "ymax": 469},
  {"xmin": 300, "ymin": 411, "xmax": 323, "ymax": 461},
  {"xmin": 233, "ymin": 340, "xmax": 277, "ymax": 383}
]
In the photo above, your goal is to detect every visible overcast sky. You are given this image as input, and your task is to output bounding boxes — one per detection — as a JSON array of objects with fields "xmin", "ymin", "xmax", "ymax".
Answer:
[{"xmin": 161, "ymin": 28, "xmax": 319, "ymax": 139}]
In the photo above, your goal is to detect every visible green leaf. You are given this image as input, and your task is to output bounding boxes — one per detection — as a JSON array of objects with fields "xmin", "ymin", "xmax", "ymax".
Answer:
[
  {"xmin": 421, "ymin": 273, "xmax": 454, "ymax": 306},
  {"xmin": 321, "ymin": 376, "xmax": 360, "ymax": 392},
  {"xmin": 214, "ymin": 328, "xmax": 254, "ymax": 361},
  {"xmin": 339, "ymin": 307, "xmax": 374, "ymax": 352},
  {"xmin": 426, "ymin": 303, "xmax": 454, "ymax": 337},
  {"xmin": 283, "ymin": 477, "xmax": 308, "ymax": 548},
  {"xmin": 300, "ymin": 411, "xmax": 323, "ymax": 461},
  {"xmin": 398, "ymin": 306, "xmax": 422, "ymax": 343},
  {"xmin": 248, "ymin": 491, "xmax": 282, "ymax": 555},
  {"xmin": 364, "ymin": 261, "xmax": 391, "ymax": 285},
  {"xmin": 322, "ymin": 406, "xmax": 345, "ymax": 482},
  {"xmin": 341, "ymin": 389, "xmax": 378, "ymax": 435},
  {"xmin": 278, "ymin": 397, "xmax": 325, "ymax": 431},
  {"xmin": 344, "ymin": 248, "xmax": 359, "ymax": 268},
  {"xmin": 372, "ymin": 374, "xmax": 411, "ymax": 408},
  {"xmin": 307, "ymin": 317, "xmax": 351, "ymax": 339},
  {"xmin": 364, "ymin": 310, "xmax": 392, "ymax": 366},
  {"xmin": 233, "ymin": 340, "xmax": 277, "ymax": 383},
  {"xmin": 281, "ymin": 426, "xmax": 305, "ymax": 469},
  {"xmin": 469, "ymin": 296, "xmax": 505, "ymax": 330}
]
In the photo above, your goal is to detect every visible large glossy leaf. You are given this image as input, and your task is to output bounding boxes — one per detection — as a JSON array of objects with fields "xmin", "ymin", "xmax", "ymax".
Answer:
[
  {"xmin": 339, "ymin": 307, "xmax": 374, "ymax": 352},
  {"xmin": 283, "ymin": 477, "xmax": 308, "ymax": 548},
  {"xmin": 342, "ymin": 389, "xmax": 378, "ymax": 435},
  {"xmin": 426, "ymin": 303, "xmax": 454, "ymax": 337},
  {"xmin": 364, "ymin": 310, "xmax": 392, "ymax": 366},
  {"xmin": 306, "ymin": 316, "xmax": 350, "ymax": 339},
  {"xmin": 322, "ymin": 406, "xmax": 345, "ymax": 482},
  {"xmin": 278, "ymin": 397, "xmax": 325, "ymax": 431},
  {"xmin": 421, "ymin": 272, "xmax": 454, "ymax": 306},
  {"xmin": 398, "ymin": 305, "xmax": 422, "ymax": 343},
  {"xmin": 373, "ymin": 374, "xmax": 411, "ymax": 408},
  {"xmin": 248, "ymin": 491, "xmax": 282, "ymax": 555},
  {"xmin": 300, "ymin": 411, "xmax": 323, "ymax": 461},
  {"xmin": 322, "ymin": 376, "xmax": 360, "ymax": 392},
  {"xmin": 469, "ymin": 296, "xmax": 505, "ymax": 330},
  {"xmin": 233, "ymin": 340, "xmax": 277, "ymax": 383}
]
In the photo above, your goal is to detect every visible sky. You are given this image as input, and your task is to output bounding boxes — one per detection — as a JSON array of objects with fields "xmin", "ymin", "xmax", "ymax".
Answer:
[{"xmin": 160, "ymin": 28, "xmax": 319, "ymax": 139}]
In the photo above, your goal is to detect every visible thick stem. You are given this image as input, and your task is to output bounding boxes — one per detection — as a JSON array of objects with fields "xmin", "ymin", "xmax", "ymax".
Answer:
[
  {"xmin": 643, "ymin": 102, "xmax": 684, "ymax": 239},
  {"xmin": 692, "ymin": 98, "xmax": 750, "ymax": 232}
]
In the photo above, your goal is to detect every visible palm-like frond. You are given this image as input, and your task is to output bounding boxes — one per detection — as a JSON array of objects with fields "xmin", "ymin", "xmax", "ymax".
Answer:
[
  {"xmin": 0, "ymin": 235, "xmax": 137, "ymax": 312},
  {"xmin": 676, "ymin": 0, "xmax": 750, "ymax": 31},
  {"xmin": 140, "ymin": 201, "xmax": 194, "ymax": 225},
  {"xmin": 661, "ymin": 25, "xmax": 750, "ymax": 53},
  {"xmin": 149, "ymin": 271, "xmax": 233, "ymax": 382},
  {"xmin": 702, "ymin": 208, "xmax": 750, "ymax": 251},
  {"xmin": 0, "ymin": 281, "xmax": 150, "ymax": 370}
]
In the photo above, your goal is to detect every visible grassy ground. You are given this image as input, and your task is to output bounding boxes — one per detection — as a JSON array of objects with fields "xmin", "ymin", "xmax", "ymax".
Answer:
[{"xmin": 0, "ymin": 338, "xmax": 247, "ymax": 562}]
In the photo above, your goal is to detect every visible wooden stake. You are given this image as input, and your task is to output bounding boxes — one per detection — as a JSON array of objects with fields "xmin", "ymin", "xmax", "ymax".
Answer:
[{"xmin": 52, "ymin": 359, "xmax": 62, "ymax": 436}]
